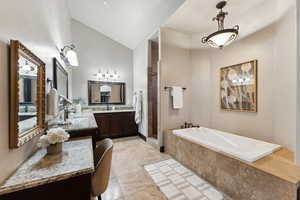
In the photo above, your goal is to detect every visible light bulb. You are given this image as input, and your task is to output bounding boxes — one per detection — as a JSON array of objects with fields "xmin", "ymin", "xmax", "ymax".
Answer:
[
  {"xmin": 22, "ymin": 64, "xmax": 31, "ymax": 72},
  {"xmin": 66, "ymin": 49, "xmax": 79, "ymax": 67},
  {"xmin": 96, "ymin": 72, "xmax": 102, "ymax": 79}
]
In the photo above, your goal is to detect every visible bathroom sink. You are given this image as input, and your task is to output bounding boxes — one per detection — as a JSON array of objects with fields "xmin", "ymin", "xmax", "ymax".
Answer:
[
  {"xmin": 71, "ymin": 117, "xmax": 89, "ymax": 124},
  {"xmin": 54, "ymin": 117, "xmax": 89, "ymax": 126}
]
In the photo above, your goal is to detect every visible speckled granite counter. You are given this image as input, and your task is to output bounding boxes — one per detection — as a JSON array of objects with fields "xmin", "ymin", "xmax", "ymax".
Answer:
[
  {"xmin": 0, "ymin": 138, "xmax": 94, "ymax": 196},
  {"xmin": 92, "ymin": 109, "xmax": 135, "ymax": 114},
  {"xmin": 49, "ymin": 112, "xmax": 98, "ymax": 132},
  {"xmin": 67, "ymin": 113, "xmax": 98, "ymax": 132}
]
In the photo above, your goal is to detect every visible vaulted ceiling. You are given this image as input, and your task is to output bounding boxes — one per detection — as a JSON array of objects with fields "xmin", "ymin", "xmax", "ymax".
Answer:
[
  {"xmin": 164, "ymin": 0, "xmax": 295, "ymax": 48},
  {"xmin": 67, "ymin": 0, "xmax": 185, "ymax": 49}
]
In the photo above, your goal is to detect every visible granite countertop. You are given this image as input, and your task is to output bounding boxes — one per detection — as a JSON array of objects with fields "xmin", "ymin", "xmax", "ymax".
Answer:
[
  {"xmin": 92, "ymin": 109, "xmax": 135, "ymax": 114},
  {"xmin": 67, "ymin": 113, "xmax": 98, "ymax": 132},
  {"xmin": 82, "ymin": 105, "xmax": 135, "ymax": 114},
  {"xmin": 0, "ymin": 138, "xmax": 94, "ymax": 196},
  {"xmin": 50, "ymin": 112, "xmax": 98, "ymax": 132},
  {"xmin": 48, "ymin": 109, "xmax": 135, "ymax": 132}
]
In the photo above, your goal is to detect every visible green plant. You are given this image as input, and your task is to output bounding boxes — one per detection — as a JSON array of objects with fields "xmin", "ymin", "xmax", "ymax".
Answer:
[{"xmin": 73, "ymin": 97, "xmax": 85, "ymax": 105}]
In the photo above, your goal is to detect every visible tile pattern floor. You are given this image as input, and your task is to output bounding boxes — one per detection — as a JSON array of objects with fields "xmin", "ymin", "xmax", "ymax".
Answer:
[
  {"xmin": 102, "ymin": 137, "xmax": 170, "ymax": 200},
  {"xmin": 145, "ymin": 159, "xmax": 231, "ymax": 200},
  {"xmin": 102, "ymin": 137, "xmax": 231, "ymax": 200}
]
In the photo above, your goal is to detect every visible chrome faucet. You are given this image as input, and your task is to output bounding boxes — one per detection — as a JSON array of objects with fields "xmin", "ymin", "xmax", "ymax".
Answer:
[{"xmin": 59, "ymin": 95, "xmax": 73, "ymax": 124}]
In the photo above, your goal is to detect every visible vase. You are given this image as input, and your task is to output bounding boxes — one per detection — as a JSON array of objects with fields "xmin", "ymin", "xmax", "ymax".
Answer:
[{"xmin": 47, "ymin": 143, "xmax": 63, "ymax": 155}]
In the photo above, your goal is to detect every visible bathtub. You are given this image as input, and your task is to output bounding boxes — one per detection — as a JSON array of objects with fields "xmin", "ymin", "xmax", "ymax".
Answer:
[{"xmin": 173, "ymin": 127, "xmax": 281, "ymax": 163}]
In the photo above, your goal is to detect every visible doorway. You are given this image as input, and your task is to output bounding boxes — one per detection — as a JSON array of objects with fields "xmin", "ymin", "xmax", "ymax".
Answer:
[{"xmin": 148, "ymin": 39, "xmax": 159, "ymax": 139}]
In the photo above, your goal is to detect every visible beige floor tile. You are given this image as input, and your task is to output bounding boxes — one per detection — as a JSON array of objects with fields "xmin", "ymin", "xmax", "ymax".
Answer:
[
  {"xmin": 123, "ymin": 186, "xmax": 167, "ymax": 200},
  {"xmin": 102, "ymin": 177, "xmax": 123, "ymax": 200},
  {"xmin": 107, "ymin": 137, "xmax": 172, "ymax": 199},
  {"xmin": 112, "ymin": 157, "xmax": 144, "ymax": 177},
  {"xmin": 118, "ymin": 168, "xmax": 156, "ymax": 196}
]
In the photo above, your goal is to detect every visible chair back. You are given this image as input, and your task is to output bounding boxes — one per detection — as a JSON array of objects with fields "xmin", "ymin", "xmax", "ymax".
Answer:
[{"xmin": 91, "ymin": 139, "xmax": 113, "ymax": 197}]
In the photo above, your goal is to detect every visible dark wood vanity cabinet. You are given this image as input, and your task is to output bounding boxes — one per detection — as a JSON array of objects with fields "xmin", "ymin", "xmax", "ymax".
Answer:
[{"xmin": 94, "ymin": 112, "xmax": 138, "ymax": 139}]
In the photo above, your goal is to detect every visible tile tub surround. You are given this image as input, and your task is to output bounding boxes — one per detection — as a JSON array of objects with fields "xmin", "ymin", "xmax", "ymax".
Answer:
[
  {"xmin": 164, "ymin": 130, "xmax": 300, "ymax": 200},
  {"xmin": 173, "ymin": 127, "xmax": 281, "ymax": 163},
  {"xmin": 145, "ymin": 159, "xmax": 232, "ymax": 200},
  {"xmin": 0, "ymin": 138, "xmax": 94, "ymax": 196}
]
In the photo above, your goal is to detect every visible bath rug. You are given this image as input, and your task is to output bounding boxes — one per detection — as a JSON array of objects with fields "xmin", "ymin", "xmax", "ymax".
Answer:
[{"xmin": 144, "ymin": 159, "xmax": 231, "ymax": 200}]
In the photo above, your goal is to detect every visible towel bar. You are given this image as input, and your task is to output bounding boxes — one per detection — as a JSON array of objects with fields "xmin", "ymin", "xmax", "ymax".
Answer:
[{"xmin": 164, "ymin": 86, "xmax": 187, "ymax": 90}]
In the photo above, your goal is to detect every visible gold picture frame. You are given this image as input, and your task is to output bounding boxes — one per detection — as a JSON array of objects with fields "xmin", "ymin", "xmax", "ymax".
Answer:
[{"xmin": 220, "ymin": 60, "xmax": 257, "ymax": 112}]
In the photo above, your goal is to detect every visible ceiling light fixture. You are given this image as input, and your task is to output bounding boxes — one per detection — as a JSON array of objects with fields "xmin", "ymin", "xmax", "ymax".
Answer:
[
  {"xmin": 202, "ymin": 1, "xmax": 239, "ymax": 49},
  {"xmin": 60, "ymin": 44, "xmax": 79, "ymax": 67},
  {"xmin": 94, "ymin": 69, "xmax": 120, "ymax": 81}
]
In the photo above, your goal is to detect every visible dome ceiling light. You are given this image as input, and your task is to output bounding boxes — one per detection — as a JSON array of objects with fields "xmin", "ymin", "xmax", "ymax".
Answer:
[{"xmin": 202, "ymin": 1, "xmax": 239, "ymax": 49}]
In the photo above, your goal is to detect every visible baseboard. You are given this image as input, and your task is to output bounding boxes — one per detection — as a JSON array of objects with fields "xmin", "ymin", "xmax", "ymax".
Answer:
[
  {"xmin": 160, "ymin": 146, "xmax": 165, "ymax": 153},
  {"xmin": 138, "ymin": 133, "xmax": 147, "ymax": 142}
]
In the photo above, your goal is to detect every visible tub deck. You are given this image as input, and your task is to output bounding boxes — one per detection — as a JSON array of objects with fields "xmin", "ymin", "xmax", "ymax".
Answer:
[
  {"xmin": 254, "ymin": 148, "xmax": 300, "ymax": 185},
  {"xmin": 164, "ymin": 129, "xmax": 300, "ymax": 200}
]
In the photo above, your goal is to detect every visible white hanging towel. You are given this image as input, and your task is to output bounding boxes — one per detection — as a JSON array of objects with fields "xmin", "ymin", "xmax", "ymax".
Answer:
[
  {"xmin": 133, "ymin": 92, "xmax": 142, "ymax": 124},
  {"xmin": 171, "ymin": 87, "xmax": 183, "ymax": 109},
  {"xmin": 47, "ymin": 88, "xmax": 59, "ymax": 116}
]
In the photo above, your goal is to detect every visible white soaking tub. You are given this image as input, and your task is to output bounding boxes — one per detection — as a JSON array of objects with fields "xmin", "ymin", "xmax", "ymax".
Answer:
[{"xmin": 173, "ymin": 127, "xmax": 281, "ymax": 163}]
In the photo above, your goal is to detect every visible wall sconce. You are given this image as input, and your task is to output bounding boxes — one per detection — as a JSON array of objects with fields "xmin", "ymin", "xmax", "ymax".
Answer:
[
  {"xmin": 18, "ymin": 57, "xmax": 37, "ymax": 76},
  {"xmin": 60, "ymin": 44, "xmax": 79, "ymax": 67},
  {"xmin": 94, "ymin": 69, "xmax": 120, "ymax": 81}
]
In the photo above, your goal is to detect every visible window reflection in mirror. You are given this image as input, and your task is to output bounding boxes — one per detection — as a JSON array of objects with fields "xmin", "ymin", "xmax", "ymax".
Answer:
[
  {"xmin": 88, "ymin": 81, "xmax": 125, "ymax": 105},
  {"xmin": 18, "ymin": 56, "xmax": 38, "ymax": 135}
]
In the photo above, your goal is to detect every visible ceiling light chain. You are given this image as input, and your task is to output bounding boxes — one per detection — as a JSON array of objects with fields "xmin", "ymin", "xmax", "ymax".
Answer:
[{"xmin": 213, "ymin": 5, "xmax": 228, "ymax": 31}]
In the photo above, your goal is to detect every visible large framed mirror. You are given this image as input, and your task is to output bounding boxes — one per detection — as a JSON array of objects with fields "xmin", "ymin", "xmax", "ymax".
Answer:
[
  {"xmin": 53, "ymin": 58, "xmax": 68, "ymax": 98},
  {"xmin": 9, "ymin": 40, "xmax": 46, "ymax": 148},
  {"xmin": 88, "ymin": 81, "xmax": 126, "ymax": 105}
]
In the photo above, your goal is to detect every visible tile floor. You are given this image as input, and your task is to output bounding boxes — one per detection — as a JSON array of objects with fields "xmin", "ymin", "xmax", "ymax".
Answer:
[{"xmin": 102, "ymin": 137, "xmax": 231, "ymax": 200}]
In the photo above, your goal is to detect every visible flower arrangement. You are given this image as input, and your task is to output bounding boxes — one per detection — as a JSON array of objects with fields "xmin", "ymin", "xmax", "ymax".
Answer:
[{"xmin": 38, "ymin": 128, "xmax": 70, "ymax": 149}]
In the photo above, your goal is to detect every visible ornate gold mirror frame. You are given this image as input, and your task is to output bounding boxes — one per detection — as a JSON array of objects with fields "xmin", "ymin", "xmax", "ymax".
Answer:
[{"xmin": 9, "ymin": 40, "xmax": 46, "ymax": 148}]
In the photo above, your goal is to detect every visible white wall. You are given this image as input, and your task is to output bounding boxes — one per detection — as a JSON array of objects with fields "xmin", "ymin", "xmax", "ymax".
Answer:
[
  {"xmin": 193, "ymin": 5, "xmax": 296, "ymax": 151},
  {"xmin": 133, "ymin": 28, "xmax": 193, "ymax": 141},
  {"xmin": 296, "ymin": 0, "xmax": 300, "ymax": 165},
  {"xmin": 201, "ymin": 24, "xmax": 287, "ymax": 143},
  {"xmin": 160, "ymin": 28, "xmax": 192, "ymax": 139},
  {"xmin": 71, "ymin": 20, "xmax": 134, "ymax": 105},
  {"xmin": 159, "ymin": 2, "xmax": 297, "ymax": 152},
  {"xmin": 272, "ymin": 5, "xmax": 297, "ymax": 150},
  {"xmin": 190, "ymin": 50, "xmax": 211, "ymax": 127},
  {"xmin": 133, "ymin": 40, "xmax": 149, "ymax": 136},
  {"xmin": 0, "ymin": 0, "xmax": 72, "ymax": 183}
]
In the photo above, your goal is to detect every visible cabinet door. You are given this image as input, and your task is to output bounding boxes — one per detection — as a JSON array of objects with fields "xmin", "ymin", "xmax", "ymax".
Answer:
[
  {"xmin": 109, "ymin": 113, "xmax": 124, "ymax": 137},
  {"xmin": 123, "ymin": 112, "xmax": 138, "ymax": 136},
  {"xmin": 94, "ymin": 114, "xmax": 110, "ymax": 138}
]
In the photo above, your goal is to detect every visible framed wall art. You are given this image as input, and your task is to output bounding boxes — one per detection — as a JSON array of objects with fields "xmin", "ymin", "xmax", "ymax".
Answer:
[{"xmin": 220, "ymin": 60, "xmax": 257, "ymax": 112}]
